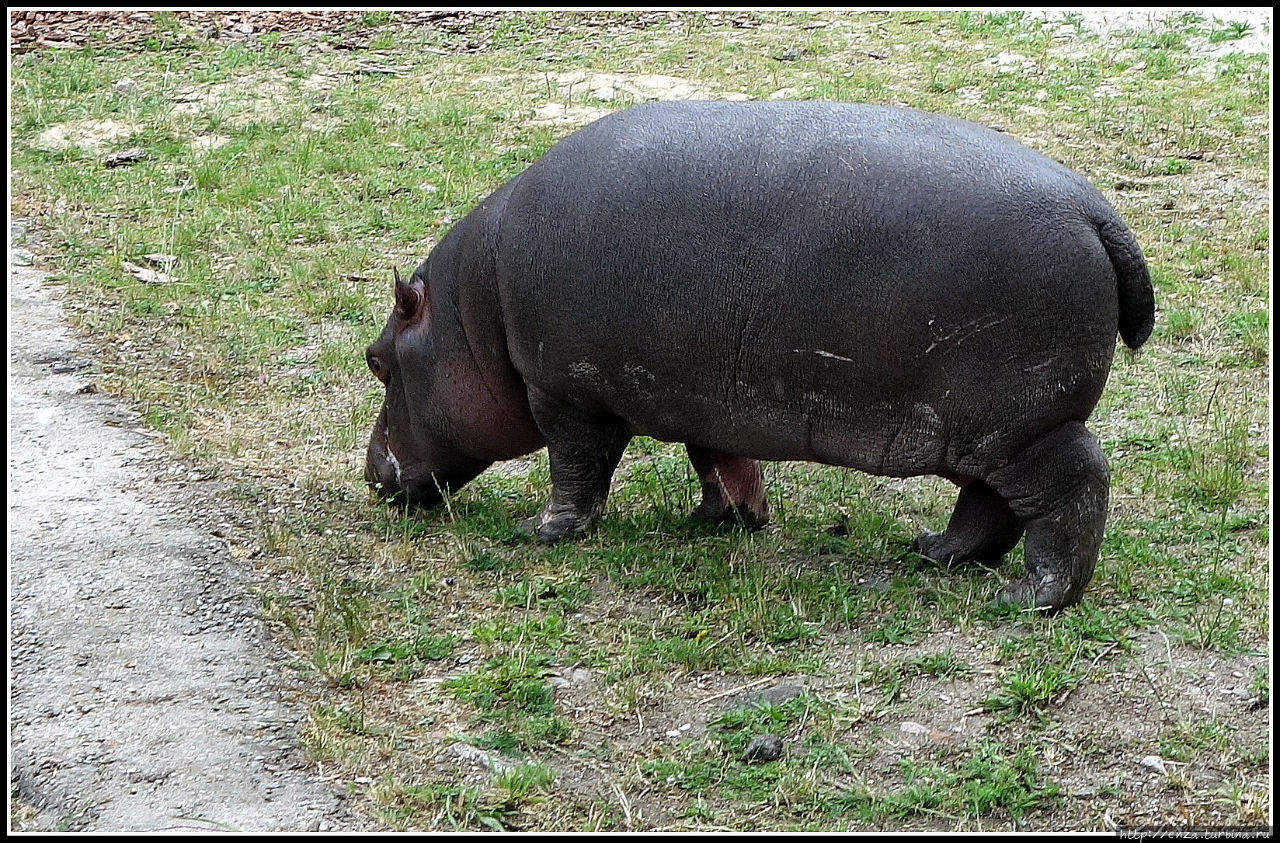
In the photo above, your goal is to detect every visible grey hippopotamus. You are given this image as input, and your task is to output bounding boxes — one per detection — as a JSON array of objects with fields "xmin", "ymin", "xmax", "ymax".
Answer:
[{"xmin": 364, "ymin": 101, "xmax": 1154, "ymax": 611}]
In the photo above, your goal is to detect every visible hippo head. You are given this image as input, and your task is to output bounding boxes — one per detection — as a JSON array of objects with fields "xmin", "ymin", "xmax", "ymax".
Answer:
[{"xmin": 363, "ymin": 268, "xmax": 491, "ymax": 509}]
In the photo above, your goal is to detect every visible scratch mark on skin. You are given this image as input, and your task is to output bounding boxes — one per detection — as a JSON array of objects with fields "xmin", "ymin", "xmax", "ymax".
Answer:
[
  {"xmin": 924, "ymin": 315, "xmax": 1011, "ymax": 354},
  {"xmin": 384, "ymin": 434, "xmax": 403, "ymax": 486},
  {"xmin": 792, "ymin": 348, "xmax": 855, "ymax": 363}
]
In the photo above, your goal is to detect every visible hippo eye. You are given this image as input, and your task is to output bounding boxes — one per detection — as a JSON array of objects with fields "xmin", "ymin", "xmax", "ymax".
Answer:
[{"xmin": 367, "ymin": 352, "xmax": 387, "ymax": 382}]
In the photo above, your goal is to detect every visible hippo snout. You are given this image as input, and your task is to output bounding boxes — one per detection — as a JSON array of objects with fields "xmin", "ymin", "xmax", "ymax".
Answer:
[
  {"xmin": 364, "ymin": 414, "xmax": 407, "ymax": 502},
  {"xmin": 364, "ymin": 453, "xmax": 410, "ymax": 505},
  {"xmin": 364, "ymin": 452, "xmax": 449, "ymax": 509},
  {"xmin": 363, "ymin": 434, "xmax": 488, "ymax": 510}
]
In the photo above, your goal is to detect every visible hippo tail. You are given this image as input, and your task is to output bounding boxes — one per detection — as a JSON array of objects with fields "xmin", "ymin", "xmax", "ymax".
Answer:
[{"xmin": 1096, "ymin": 215, "xmax": 1155, "ymax": 350}]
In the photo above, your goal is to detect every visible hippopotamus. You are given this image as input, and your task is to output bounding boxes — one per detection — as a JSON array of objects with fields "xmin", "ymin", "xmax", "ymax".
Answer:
[{"xmin": 363, "ymin": 100, "xmax": 1154, "ymax": 611}]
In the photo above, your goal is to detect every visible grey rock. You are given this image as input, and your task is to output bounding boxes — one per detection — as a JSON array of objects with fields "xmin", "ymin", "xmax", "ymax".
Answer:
[
  {"xmin": 721, "ymin": 683, "xmax": 806, "ymax": 712},
  {"xmin": 104, "ymin": 147, "xmax": 146, "ymax": 167},
  {"xmin": 741, "ymin": 734, "xmax": 783, "ymax": 763}
]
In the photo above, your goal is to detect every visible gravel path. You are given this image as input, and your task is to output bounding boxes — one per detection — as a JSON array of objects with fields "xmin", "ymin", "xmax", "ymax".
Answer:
[{"xmin": 8, "ymin": 236, "xmax": 359, "ymax": 832}]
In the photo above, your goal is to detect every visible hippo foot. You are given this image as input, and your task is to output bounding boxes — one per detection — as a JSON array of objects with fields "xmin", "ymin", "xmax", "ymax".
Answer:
[
  {"xmin": 995, "ymin": 573, "xmax": 1076, "ymax": 613},
  {"xmin": 517, "ymin": 508, "xmax": 596, "ymax": 544},
  {"xmin": 688, "ymin": 501, "xmax": 769, "ymax": 531},
  {"xmin": 913, "ymin": 531, "xmax": 978, "ymax": 567}
]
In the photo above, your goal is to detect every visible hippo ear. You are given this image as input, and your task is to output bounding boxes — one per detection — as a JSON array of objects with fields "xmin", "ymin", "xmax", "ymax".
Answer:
[{"xmin": 393, "ymin": 268, "xmax": 429, "ymax": 327}]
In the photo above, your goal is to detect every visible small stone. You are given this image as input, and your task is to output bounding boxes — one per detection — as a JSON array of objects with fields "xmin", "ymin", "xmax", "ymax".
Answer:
[
  {"xmin": 104, "ymin": 147, "xmax": 146, "ymax": 167},
  {"xmin": 1139, "ymin": 754, "xmax": 1166, "ymax": 774},
  {"xmin": 741, "ymin": 734, "xmax": 783, "ymax": 763},
  {"xmin": 899, "ymin": 720, "xmax": 955, "ymax": 744},
  {"xmin": 114, "ymin": 78, "xmax": 143, "ymax": 96},
  {"xmin": 723, "ymin": 683, "xmax": 806, "ymax": 712}
]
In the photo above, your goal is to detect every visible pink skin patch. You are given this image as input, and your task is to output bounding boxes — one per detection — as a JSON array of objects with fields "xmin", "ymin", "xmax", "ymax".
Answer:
[{"xmin": 687, "ymin": 447, "xmax": 769, "ymax": 528}]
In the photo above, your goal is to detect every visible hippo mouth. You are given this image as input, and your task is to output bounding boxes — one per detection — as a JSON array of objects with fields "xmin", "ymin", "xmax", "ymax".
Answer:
[{"xmin": 364, "ymin": 441, "xmax": 487, "ymax": 510}]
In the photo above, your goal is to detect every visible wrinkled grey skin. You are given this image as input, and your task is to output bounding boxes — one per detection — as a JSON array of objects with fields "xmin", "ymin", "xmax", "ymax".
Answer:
[{"xmin": 365, "ymin": 101, "xmax": 1154, "ymax": 611}]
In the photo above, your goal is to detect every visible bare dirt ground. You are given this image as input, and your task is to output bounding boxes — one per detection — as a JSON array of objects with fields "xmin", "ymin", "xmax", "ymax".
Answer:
[{"xmin": 7, "ymin": 7, "xmax": 1271, "ymax": 834}]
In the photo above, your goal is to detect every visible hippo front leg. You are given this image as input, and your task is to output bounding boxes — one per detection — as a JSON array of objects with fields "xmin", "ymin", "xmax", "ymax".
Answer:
[
  {"xmin": 520, "ymin": 387, "xmax": 630, "ymax": 544},
  {"xmin": 685, "ymin": 445, "xmax": 769, "ymax": 529}
]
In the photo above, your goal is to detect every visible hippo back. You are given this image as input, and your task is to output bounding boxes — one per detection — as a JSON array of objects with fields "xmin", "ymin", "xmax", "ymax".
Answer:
[{"xmin": 492, "ymin": 101, "xmax": 1125, "ymax": 477}]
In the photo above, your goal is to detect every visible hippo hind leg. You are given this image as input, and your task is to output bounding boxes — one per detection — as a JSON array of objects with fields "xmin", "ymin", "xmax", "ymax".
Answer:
[
  {"xmin": 520, "ymin": 387, "xmax": 630, "ymax": 544},
  {"xmin": 685, "ymin": 445, "xmax": 770, "ymax": 530},
  {"xmin": 914, "ymin": 480, "xmax": 1024, "ymax": 567},
  {"xmin": 984, "ymin": 422, "xmax": 1110, "ymax": 612}
]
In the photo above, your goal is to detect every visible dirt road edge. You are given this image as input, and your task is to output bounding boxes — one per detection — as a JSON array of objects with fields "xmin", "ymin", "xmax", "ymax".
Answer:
[{"xmin": 8, "ymin": 231, "xmax": 359, "ymax": 832}]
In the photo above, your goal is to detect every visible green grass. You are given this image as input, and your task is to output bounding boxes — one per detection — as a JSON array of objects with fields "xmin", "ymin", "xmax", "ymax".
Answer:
[
  {"xmin": 9, "ymin": 9, "xmax": 1269, "ymax": 833},
  {"xmin": 369, "ymin": 776, "xmax": 521, "ymax": 831},
  {"xmin": 981, "ymin": 661, "xmax": 1085, "ymax": 723},
  {"xmin": 832, "ymin": 742, "xmax": 1061, "ymax": 823},
  {"xmin": 646, "ymin": 696, "xmax": 1062, "ymax": 827}
]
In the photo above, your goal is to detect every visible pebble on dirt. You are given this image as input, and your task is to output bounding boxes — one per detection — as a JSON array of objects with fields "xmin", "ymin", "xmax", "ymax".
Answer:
[
  {"xmin": 741, "ymin": 734, "xmax": 784, "ymax": 763},
  {"xmin": 104, "ymin": 147, "xmax": 146, "ymax": 167}
]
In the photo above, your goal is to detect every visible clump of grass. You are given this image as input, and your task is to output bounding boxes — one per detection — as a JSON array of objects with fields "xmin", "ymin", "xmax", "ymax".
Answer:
[
  {"xmin": 1185, "ymin": 415, "xmax": 1252, "ymax": 511},
  {"xmin": 908, "ymin": 648, "xmax": 975, "ymax": 679},
  {"xmin": 494, "ymin": 762, "xmax": 557, "ymax": 802},
  {"xmin": 865, "ymin": 609, "xmax": 931, "ymax": 646},
  {"xmin": 830, "ymin": 741, "xmax": 1060, "ymax": 823},
  {"xmin": 354, "ymin": 631, "xmax": 454, "ymax": 663},
  {"xmin": 1249, "ymin": 664, "xmax": 1269, "ymax": 706},
  {"xmin": 1207, "ymin": 20, "xmax": 1253, "ymax": 44},
  {"xmin": 444, "ymin": 654, "xmax": 575, "ymax": 751},
  {"xmin": 1158, "ymin": 718, "xmax": 1233, "ymax": 763},
  {"xmin": 369, "ymin": 777, "xmax": 514, "ymax": 831},
  {"xmin": 1228, "ymin": 308, "xmax": 1268, "ymax": 366},
  {"xmin": 710, "ymin": 696, "xmax": 813, "ymax": 757},
  {"xmin": 981, "ymin": 660, "xmax": 1084, "ymax": 721}
]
